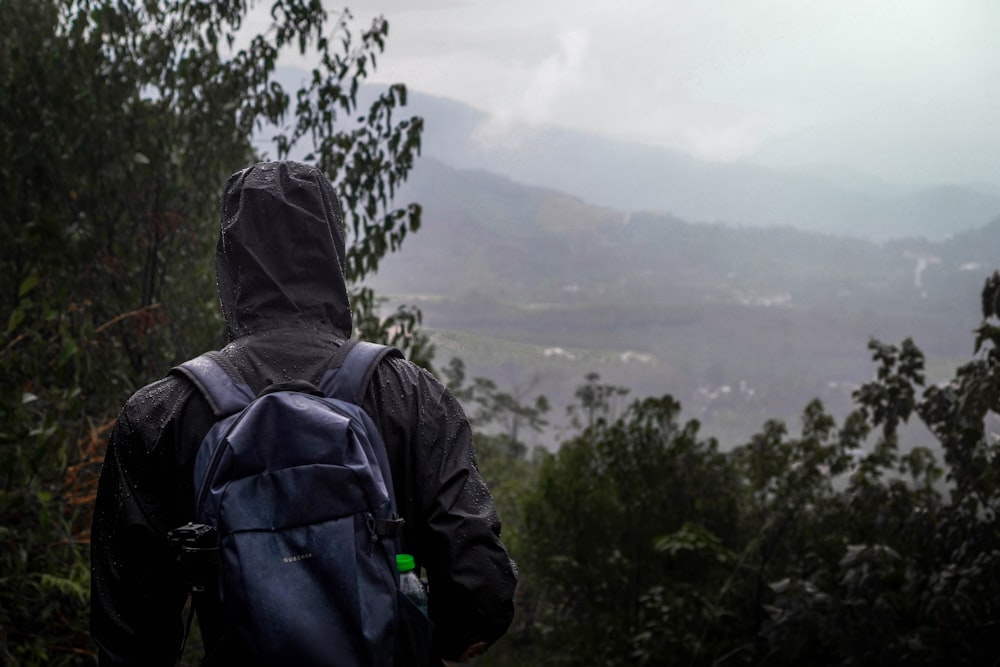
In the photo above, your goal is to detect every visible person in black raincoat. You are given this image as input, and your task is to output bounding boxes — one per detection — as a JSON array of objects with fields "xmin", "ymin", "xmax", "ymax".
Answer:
[{"xmin": 90, "ymin": 161, "xmax": 517, "ymax": 665}]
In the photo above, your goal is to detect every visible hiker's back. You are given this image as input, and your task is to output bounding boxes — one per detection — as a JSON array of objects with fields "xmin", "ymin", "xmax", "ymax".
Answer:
[
  {"xmin": 92, "ymin": 161, "xmax": 515, "ymax": 667},
  {"xmin": 173, "ymin": 339, "xmax": 427, "ymax": 666}
]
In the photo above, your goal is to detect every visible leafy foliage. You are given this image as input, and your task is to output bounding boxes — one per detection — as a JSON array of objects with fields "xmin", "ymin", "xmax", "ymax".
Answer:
[
  {"xmin": 476, "ymin": 272, "xmax": 1000, "ymax": 666},
  {"xmin": 521, "ymin": 394, "xmax": 741, "ymax": 666}
]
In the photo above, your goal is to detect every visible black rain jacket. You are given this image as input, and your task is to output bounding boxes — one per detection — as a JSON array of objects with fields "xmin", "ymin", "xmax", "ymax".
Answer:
[{"xmin": 89, "ymin": 162, "xmax": 517, "ymax": 665}]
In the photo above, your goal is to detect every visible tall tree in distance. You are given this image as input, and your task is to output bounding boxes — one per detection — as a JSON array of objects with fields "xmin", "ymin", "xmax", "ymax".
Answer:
[{"xmin": 0, "ymin": 2, "xmax": 423, "ymax": 662}]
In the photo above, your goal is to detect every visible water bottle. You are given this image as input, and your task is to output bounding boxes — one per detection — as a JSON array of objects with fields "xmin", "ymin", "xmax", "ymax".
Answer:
[{"xmin": 396, "ymin": 553, "xmax": 428, "ymax": 616}]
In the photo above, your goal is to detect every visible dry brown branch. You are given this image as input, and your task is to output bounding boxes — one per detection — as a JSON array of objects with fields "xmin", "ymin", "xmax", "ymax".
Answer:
[
  {"xmin": 92, "ymin": 303, "xmax": 162, "ymax": 336},
  {"xmin": 61, "ymin": 415, "xmax": 116, "ymax": 544},
  {"xmin": 1, "ymin": 331, "xmax": 29, "ymax": 357}
]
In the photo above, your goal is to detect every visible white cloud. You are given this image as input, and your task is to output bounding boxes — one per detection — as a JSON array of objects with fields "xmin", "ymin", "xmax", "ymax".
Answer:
[
  {"xmin": 518, "ymin": 28, "xmax": 591, "ymax": 126},
  {"xmin": 340, "ymin": 0, "xmax": 1000, "ymax": 184},
  {"xmin": 472, "ymin": 27, "xmax": 591, "ymax": 148}
]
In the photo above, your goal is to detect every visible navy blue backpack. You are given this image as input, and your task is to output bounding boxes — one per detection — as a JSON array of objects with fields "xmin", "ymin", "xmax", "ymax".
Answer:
[{"xmin": 169, "ymin": 340, "xmax": 429, "ymax": 666}]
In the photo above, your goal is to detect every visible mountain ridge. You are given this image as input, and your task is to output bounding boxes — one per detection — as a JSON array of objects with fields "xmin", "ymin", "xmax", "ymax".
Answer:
[
  {"xmin": 260, "ymin": 76, "xmax": 1000, "ymax": 445},
  {"xmin": 400, "ymin": 88, "xmax": 1000, "ymax": 241},
  {"xmin": 372, "ymin": 155, "xmax": 998, "ymax": 446}
]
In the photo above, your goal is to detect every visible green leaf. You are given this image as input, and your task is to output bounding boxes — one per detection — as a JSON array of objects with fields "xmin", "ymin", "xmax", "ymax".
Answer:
[
  {"xmin": 18, "ymin": 274, "xmax": 39, "ymax": 297},
  {"xmin": 57, "ymin": 337, "xmax": 79, "ymax": 368},
  {"xmin": 6, "ymin": 308, "xmax": 24, "ymax": 333},
  {"xmin": 39, "ymin": 573, "xmax": 88, "ymax": 601}
]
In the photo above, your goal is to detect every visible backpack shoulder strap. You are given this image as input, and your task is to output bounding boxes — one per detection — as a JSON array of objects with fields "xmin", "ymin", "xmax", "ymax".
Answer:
[
  {"xmin": 322, "ymin": 340, "xmax": 407, "ymax": 541},
  {"xmin": 320, "ymin": 340, "xmax": 404, "ymax": 404},
  {"xmin": 170, "ymin": 351, "xmax": 254, "ymax": 418}
]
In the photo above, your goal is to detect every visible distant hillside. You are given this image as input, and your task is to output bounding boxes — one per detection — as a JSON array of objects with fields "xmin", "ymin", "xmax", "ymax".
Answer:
[
  {"xmin": 401, "ymin": 90, "xmax": 1000, "ymax": 241},
  {"xmin": 261, "ymin": 75, "xmax": 1000, "ymax": 445},
  {"xmin": 372, "ymin": 157, "xmax": 999, "ymax": 447},
  {"xmin": 380, "ymin": 157, "xmax": 997, "ymax": 308},
  {"xmin": 263, "ymin": 77, "xmax": 1000, "ymax": 241}
]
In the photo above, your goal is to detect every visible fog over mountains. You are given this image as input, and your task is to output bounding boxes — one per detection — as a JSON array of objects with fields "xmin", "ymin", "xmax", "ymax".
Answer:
[
  {"xmin": 356, "ymin": 88, "xmax": 999, "ymax": 447},
  {"xmin": 402, "ymin": 91, "xmax": 1000, "ymax": 242}
]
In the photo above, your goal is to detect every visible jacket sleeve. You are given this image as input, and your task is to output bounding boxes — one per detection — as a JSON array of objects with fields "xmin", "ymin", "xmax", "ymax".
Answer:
[
  {"xmin": 89, "ymin": 380, "xmax": 196, "ymax": 666},
  {"xmin": 367, "ymin": 358, "xmax": 518, "ymax": 661}
]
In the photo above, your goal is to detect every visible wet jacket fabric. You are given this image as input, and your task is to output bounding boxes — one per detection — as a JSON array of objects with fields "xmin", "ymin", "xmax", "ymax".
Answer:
[{"xmin": 89, "ymin": 162, "xmax": 517, "ymax": 665}]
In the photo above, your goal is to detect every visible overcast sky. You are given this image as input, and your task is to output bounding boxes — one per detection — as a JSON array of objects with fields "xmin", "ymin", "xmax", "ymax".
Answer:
[{"xmin": 272, "ymin": 1, "xmax": 1000, "ymax": 187}]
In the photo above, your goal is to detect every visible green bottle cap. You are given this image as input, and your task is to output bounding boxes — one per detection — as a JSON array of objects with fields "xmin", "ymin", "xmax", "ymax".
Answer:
[{"xmin": 396, "ymin": 553, "xmax": 416, "ymax": 573}]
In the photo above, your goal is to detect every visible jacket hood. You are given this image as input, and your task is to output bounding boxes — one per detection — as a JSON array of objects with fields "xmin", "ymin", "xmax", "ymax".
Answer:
[{"xmin": 216, "ymin": 161, "xmax": 352, "ymax": 340}]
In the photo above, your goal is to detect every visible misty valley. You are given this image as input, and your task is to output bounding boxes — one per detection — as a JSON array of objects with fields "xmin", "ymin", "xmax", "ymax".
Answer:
[{"xmin": 372, "ymin": 155, "xmax": 999, "ymax": 449}]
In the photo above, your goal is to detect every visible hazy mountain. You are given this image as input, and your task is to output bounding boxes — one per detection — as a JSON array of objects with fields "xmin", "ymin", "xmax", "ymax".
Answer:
[
  {"xmin": 381, "ymin": 157, "xmax": 997, "ymax": 306},
  {"xmin": 263, "ymin": 76, "xmax": 999, "ymax": 241},
  {"xmin": 372, "ymin": 156, "xmax": 999, "ymax": 446},
  {"xmin": 261, "ymin": 75, "xmax": 999, "ymax": 445},
  {"xmin": 400, "ymin": 90, "xmax": 1000, "ymax": 242}
]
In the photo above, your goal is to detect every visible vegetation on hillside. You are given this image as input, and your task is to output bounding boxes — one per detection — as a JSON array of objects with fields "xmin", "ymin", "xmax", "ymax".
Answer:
[
  {"xmin": 468, "ymin": 273, "xmax": 1000, "ymax": 666},
  {"xmin": 374, "ymin": 159, "xmax": 1000, "ymax": 445}
]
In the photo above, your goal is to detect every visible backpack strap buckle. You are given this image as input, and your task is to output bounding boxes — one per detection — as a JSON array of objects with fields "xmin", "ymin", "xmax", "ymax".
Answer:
[
  {"xmin": 374, "ymin": 517, "xmax": 405, "ymax": 539},
  {"xmin": 168, "ymin": 522, "xmax": 217, "ymax": 550},
  {"xmin": 168, "ymin": 522, "xmax": 219, "ymax": 591}
]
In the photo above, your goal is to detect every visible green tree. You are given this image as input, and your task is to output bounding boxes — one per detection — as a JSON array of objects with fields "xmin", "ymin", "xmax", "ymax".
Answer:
[
  {"xmin": 495, "ymin": 273, "xmax": 1000, "ymax": 666},
  {"xmin": 566, "ymin": 371, "xmax": 630, "ymax": 431},
  {"xmin": 0, "ymin": 1, "xmax": 424, "ymax": 662},
  {"xmin": 518, "ymin": 386, "xmax": 741, "ymax": 666},
  {"xmin": 691, "ymin": 275, "xmax": 999, "ymax": 665}
]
